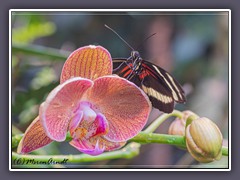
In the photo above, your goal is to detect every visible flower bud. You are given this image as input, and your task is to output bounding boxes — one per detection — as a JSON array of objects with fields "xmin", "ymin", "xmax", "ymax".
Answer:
[
  {"xmin": 185, "ymin": 117, "xmax": 223, "ymax": 163},
  {"xmin": 168, "ymin": 110, "xmax": 198, "ymax": 136}
]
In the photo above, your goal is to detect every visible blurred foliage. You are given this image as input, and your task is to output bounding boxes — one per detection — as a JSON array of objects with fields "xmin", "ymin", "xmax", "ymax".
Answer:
[
  {"xmin": 31, "ymin": 67, "xmax": 57, "ymax": 90},
  {"xmin": 12, "ymin": 22, "xmax": 55, "ymax": 44},
  {"xmin": 12, "ymin": 14, "xmax": 58, "ymax": 127},
  {"xmin": 12, "ymin": 81, "xmax": 58, "ymax": 125},
  {"xmin": 12, "ymin": 15, "xmax": 56, "ymax": 44}
]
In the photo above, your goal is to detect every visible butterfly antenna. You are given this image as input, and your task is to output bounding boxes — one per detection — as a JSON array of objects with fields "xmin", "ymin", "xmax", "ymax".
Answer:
[
  {"xmin": 136, "ymin": 33, "xmax": 157, "ymax": 51},
  {"xmin": 105, "ymin": 24, "xmax": 134, "ymax": 51}
]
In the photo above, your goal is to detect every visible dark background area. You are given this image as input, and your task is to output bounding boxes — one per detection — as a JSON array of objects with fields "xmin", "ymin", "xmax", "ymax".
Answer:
[{"xmin": 0, "ymin": 2, "xmax": 239, "ymax": 180}]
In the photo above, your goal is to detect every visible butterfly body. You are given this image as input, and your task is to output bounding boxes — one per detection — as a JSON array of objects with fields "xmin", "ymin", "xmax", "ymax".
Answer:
[{"xmin": 113, "ymin": 51, "xmax": 186, "ymax": 113}]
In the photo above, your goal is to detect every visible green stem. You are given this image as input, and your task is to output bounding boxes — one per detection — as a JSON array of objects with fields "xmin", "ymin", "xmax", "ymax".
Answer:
[
  {"xmin": 144, "ymin": 110, "xmax": 183, "ymax": 133},
  {"xmin": 12, "ymin": 44, "xmax": 69, "ymax": 61},
  {"xmin": 130, "ymin": 132, "xmax": 186, "ymax": 148}
]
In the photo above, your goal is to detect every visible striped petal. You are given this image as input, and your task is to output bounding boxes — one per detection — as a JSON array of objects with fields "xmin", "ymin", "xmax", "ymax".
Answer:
[
  {"xmin": 86, "ymin": 75, "xmax": 151, "ymax": 142},
  {"xmin": 60, "ymin": 45, "xmax": 112, "ymax": 83},
  {"xmin": 40, "ymin": 77, "xmax": 93, "ymax": 142},
  {"xmin": 17, "ymin": 116, "xmax": 53, "ymax": 154}
]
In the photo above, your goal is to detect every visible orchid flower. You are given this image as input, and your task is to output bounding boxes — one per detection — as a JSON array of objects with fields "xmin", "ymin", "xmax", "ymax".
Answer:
[{"xmin": 17, "ymin": 45, "xmax": 151, "ymax": 156}]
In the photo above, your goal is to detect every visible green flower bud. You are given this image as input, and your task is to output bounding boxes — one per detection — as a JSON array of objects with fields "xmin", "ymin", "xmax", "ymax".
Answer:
[
  {"xmin": 168, "ymin": 110, "xmax": 198, "ymax": 136},
  {"xmin": 185, "ymin": 117, "xmax": 223, "ymax": 163}
]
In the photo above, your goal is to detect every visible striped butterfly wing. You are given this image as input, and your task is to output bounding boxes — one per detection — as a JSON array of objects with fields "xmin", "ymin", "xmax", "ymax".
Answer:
[
  {"xmin": 142, "ymin": 60, "xmax": 186, "ymax": 104},
  {"xmin": 141, "ymin": 74, "xmax": 175, "ymax": 113}
]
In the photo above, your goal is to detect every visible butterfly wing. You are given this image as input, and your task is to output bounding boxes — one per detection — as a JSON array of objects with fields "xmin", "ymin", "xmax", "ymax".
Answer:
[
  {"xmin": 142, "ymin": 60, "xmax": 186, "ymax": 103},
  {"xmin": 141, "ymin": 74, "xmax": 174, "ymax": 113}
]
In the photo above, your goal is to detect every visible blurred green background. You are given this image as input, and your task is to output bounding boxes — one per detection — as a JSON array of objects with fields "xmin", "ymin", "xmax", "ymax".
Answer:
[{"xmin": 11, "ymin": 11, "xmax": 229, "ymax": 168}]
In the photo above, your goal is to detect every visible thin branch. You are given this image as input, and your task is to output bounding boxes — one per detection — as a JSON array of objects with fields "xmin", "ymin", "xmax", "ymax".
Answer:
[
  {"xmin": 130, "ymin": 132, "xmax": 186, "ymax": 147},
  {"xmin": 144, "ymin": 110, "xmax": 183, "ymax": 133}
]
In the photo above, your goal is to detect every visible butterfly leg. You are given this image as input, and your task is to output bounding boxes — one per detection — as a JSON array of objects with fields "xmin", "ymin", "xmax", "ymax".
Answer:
[
  {"xmin": 113, "ymin": 61, "xmax": 129, "ymax": 72},
  {"xmin": 126, "ymin": 71, "xmax": 133, "ymax": 80},
  {"xmin": 127, "ymin": 70, "xmax": 137, "ymax": 81}
]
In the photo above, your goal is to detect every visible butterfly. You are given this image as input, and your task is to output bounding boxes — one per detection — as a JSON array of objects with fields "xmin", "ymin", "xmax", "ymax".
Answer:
[{"xmin": 105, "ymin": 25, "xmax": 186, "ymax": 113}]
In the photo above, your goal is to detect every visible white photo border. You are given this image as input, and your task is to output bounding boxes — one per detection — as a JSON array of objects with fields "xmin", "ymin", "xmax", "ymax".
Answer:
[{"xmin": 9, "ymin": 9, "xmax": 231, "ymax": 171}]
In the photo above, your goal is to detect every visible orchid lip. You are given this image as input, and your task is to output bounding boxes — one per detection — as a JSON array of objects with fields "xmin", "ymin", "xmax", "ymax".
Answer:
[
  {"xmin": 70, "ymin": 101, "xmax": 109, "ymax": 141},
  {"xmin": 69, "ymin": 139, "xmax": 105, "ymax": 156}
]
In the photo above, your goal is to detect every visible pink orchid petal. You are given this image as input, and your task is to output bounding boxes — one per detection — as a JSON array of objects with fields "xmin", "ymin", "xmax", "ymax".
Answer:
[
  {"xmin": 69, "ymin": 111, "xmax": 83, "ymax": 137},
  {"xmin": 17, "ymin": 116, "xmax": 53, "ymax": 154},
  {"xmin": 60, "ymin": 45, "xmax": 112, "ymax": 83},
  {"xmin": 69, "ymin": 139, "xmax": 104, "ymax": 156},
  {"xmin": 40, "ymin": 77, "xmax": 93, "ymax": 142},
  {"xmin": 87, "ymin": 75, "xmax": 151, "ymax": 142},
  {"xmin": 85, "ymin": 113, "xmax": 109, "ymax": 139},
  {"xmin": 89, "ymin": 136, "xmax": 126, "ymax": 152}
]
